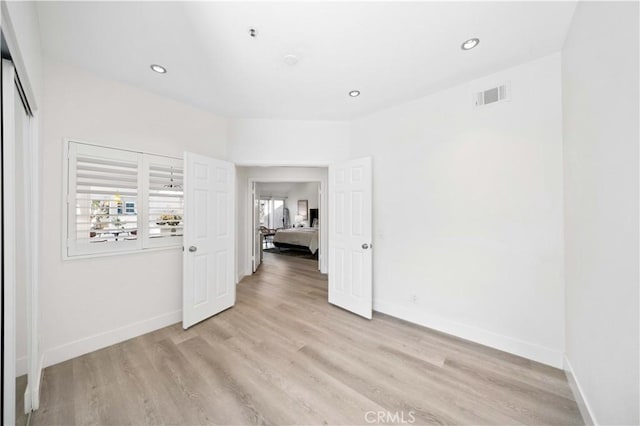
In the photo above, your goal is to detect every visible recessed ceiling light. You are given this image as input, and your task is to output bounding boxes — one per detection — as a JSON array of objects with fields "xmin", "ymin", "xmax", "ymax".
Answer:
[
  {"xmin": 461, "ymin": 38, "xmax": 480, "ymax": 51},
  {"xmin": 150, "ymin": 64, "xmax": 167, "ymax": 74},
  {"xmin": 349, "ymin": 90, "xmax": 361, "ymax": 97}
]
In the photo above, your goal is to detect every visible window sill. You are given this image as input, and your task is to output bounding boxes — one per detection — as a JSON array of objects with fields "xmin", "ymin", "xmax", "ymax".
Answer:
[{"xmin": 63, "ymin": 244, "xmax": 182, "ymax": 262}]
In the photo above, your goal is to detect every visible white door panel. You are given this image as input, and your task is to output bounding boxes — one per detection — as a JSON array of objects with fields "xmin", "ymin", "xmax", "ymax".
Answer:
[
  {"xmin": 253, "ymin": 182, "xmax": 261, "ymax": 272},
  {"xmin": 183, "ymin": 152, "xmax": 235, "ymax": 329},
  {"xmin": 328, "ymin": 157, "xmax": 373, "ymax": 319}
]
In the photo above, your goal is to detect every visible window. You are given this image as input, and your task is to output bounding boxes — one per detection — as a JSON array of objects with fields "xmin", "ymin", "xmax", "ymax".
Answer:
[
  {"xmin": 143, "ymin": 154, "xmax": 184, "ymax": 249},
  {"xmin": 259, "ymin": 198, "xmax": 287, "ymax": 229},
  {"xmin": 124, "ymin": 202, "xmax": 136, "ymax": 215},
  {"xmin": 66, "ymin": 141, "xmax": 183, "ymax": 257}
]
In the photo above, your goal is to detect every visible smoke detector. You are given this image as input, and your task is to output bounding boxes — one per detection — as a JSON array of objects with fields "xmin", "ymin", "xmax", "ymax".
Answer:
[{"xmin": 283, "ymin": 54, "xmax": 299, "ymax": 66}]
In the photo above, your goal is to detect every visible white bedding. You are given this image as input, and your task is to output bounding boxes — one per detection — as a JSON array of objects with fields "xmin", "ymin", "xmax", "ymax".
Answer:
[{"xmin": 273, "ymin": 228, "xmax": 319, "ymax": 254}]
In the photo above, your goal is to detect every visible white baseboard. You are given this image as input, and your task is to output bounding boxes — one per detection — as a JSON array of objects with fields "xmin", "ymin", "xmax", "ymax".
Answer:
[
  {"xmin": 16, "ymin": 353, "xmax": 44, "ymax": 410},
  {"xmin": 373, "ymin": 299, "xmax": 564, "ymax": 368},
  {"xmin": 43, "ymin": 310, "xmax": 182, "ymax": 368},
  {"xmin": 32, "ymin": 353, "xmax": 44, "ymax": 410},
  {"xmin": 23, "ymin": 385, "xmax": 31, "ymax": 415},
  {"xmin": 564, "ymin": 355, "xmax": 597, "ymax": 425}
]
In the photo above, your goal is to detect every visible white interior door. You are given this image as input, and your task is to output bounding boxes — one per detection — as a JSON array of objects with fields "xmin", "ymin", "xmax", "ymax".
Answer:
[
  {"xmin": 183, "ymin": 152, "xmax": 235, "ymax": 329},
  {"xmin": 328, "ymin": 157, "xmax": 373, "ymax": 319},
  {"xmin": 253, "ymin": 182, "xmax": 261, "ymax": 272}
]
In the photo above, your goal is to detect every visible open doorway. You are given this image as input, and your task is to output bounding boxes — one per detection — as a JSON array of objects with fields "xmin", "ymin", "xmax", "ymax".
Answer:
[
  {"xmin": 237, "ymin": 166, "xmax": 328, "ymax": 278},
  {"xmin": 235, "ymin": 160, "xmax": 372, "ymax": 320},
  {"xmin": 255, "ymin": 181, "xmax": 321, "ymax": 267}
]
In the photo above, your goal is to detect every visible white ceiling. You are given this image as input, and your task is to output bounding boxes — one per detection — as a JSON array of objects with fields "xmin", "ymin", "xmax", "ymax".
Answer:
[{"xmin": 37, "ymin": 1, "xmax": 577, "ymax": 120}]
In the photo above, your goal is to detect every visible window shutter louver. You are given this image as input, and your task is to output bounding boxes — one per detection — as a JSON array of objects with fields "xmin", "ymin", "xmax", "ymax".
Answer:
[
  {"xmin": 143, "ymin": 155, "xmax": 184, "ymax": 248},
  {"xmin": 68, "ymin": 142, "xmax": 143, "ymax": 256}
]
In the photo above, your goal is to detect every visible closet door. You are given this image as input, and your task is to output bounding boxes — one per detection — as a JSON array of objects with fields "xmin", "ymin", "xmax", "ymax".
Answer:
[{"xmin": 3, "ymin": 58, "xmax": 35, "ymax": 424}]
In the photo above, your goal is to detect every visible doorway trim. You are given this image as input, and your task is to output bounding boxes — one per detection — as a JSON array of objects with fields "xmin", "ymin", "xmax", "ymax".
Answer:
[
  {"xmin": 2, "ymin": 58, "xmax": 41, "ymax": 424},
  {"xmin": 246, "ymin": 176, "xmax": 328, "ymax": 276},
  {"xmin": 1, "ymin": 8, "xmax": 43, "ymax": 418},
  {"xmin": 3, "ymin": 58, "xmax": 19, "ymax": 426}
]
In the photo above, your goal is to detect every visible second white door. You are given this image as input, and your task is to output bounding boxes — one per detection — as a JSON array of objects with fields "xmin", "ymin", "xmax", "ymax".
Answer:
[
  {"xmin": 328, "ymin": 157, "xmax": 373, "ymax": 319},
  {"xmin": 253, "ymin": 182, "xmax": 261, "ymax": 272}
]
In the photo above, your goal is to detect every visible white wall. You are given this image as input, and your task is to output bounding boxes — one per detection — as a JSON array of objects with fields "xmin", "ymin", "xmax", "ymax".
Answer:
[
  {"xmin": 351, "ymin": 53, "xmax": 565, "ymax": 367},
  {"xmin": 229, "ymin": 119, "xmax": 350, "ymax": 166},
  {"xmin": 287, "ymin": 182, "xmax": 319, "ymax": 225},
  {"xmin": 257, "ymin": 182, "xmax": 320, "ymax": 226},
  {"xmin": 562, "ymin": 2, "xmax": 639, "ymax": 424},
  {"xmin": 40, "ymin": 59, "xmax": 229, "ymax": 366},
  {"xmin": 230, "ymin": 118, "xmax": 343, "ymax": 277},
  {"xmin": 237, "ymin": 167, "xmax": 328, "ymax": 281}
]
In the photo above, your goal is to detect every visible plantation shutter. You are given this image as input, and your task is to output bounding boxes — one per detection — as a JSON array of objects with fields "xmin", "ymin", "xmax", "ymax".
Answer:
[
  {"xmin": 67, "ymin": 142, "xmax": 143, "ymax": 256},
  {"xmin": 142, "ymin": 154, "xmax": 184, "ymax": 248}
]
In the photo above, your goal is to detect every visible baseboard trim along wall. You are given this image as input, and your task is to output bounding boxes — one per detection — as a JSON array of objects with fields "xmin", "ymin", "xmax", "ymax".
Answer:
[
  {"xmin": 23, "ymin": 385, "xmax": 31, "ymax": 416},
  {"xmin": 373, "ymin": 299, "xmax": 564, "ymax": 368},
  {"xmin": 41, "ymin": 301, "xmax": 565, "ymax": 371},
  {"xmin": 43, "ymin": 310, "xmax": 182, "ymax": 368},
  {"xmin": 564, "ymin": 356, "xmax": 597, "ymax": 425},
  {"xmin": 33, "ymin": 353, "xmax": 45, "ymax": 409}
]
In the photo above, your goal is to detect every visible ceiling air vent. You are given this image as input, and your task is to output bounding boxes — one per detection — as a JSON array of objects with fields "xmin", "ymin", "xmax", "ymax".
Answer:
[{"xmin": 474, "ymin": 83, "xmax": 509, "ymax": 107}]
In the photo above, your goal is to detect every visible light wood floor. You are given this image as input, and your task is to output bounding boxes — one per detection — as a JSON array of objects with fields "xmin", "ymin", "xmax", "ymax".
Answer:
[{"xmin": 31, "ymin": 253, "xmax": 583, "ymax": 425}]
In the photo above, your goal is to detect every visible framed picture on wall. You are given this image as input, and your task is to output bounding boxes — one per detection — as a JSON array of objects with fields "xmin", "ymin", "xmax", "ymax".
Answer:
[{"xmin": 297, "ymin": 200, "xmax": 308, "ymax": 219}]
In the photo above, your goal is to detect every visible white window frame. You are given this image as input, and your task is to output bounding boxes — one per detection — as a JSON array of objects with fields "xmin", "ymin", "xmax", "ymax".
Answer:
[{"xmin": 63, "ymin": 139, "xmax": 183, "ymax": 259}]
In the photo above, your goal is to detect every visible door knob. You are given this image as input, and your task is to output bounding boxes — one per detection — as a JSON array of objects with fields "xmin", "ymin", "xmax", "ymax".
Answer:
[
  {"xmin": 362, "ymin": 243, "xmax": 369, "ymax": 249},
  {"xmin": 189, "ymin": 246, "xmax": 197, "ymax": 252}
]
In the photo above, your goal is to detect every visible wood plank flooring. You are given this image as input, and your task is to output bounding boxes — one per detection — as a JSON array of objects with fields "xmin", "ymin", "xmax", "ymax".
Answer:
[{"xmin": 31, "ymin": 253, "xmax": 583, "ymax": 425}]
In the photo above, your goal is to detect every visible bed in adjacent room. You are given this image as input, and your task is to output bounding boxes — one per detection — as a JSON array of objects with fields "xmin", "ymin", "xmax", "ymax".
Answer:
[{"xmin": 273, "ymin": 227, "xmax": 319, "ymax": 254}]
